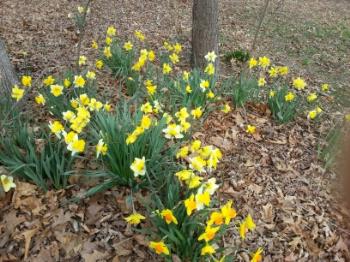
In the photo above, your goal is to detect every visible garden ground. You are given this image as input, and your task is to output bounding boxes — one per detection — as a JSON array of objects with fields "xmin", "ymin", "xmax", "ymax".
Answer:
[{"xmin": 0, "ymin": 0, "xmax": 350, "ymax": 261}]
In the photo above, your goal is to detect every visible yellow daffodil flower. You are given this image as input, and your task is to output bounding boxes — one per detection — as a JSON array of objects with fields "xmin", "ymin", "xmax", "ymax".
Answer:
[
  {"xmin": 130, "ymin": 157, "xmax": 146, "ymax": 177},
  {"xmin": 0, "ymin": 175, "xmax": 16, "ymax": 192}
]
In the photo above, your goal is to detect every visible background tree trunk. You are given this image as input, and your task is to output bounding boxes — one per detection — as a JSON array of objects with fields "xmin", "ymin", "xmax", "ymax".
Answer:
[
  {"xmin": 192, "ymin": 0, "xmax": 219, "ymax": 69},
  {"xmin": 0, "ymin": 39, "xmax": 18, "ymax": 95}
]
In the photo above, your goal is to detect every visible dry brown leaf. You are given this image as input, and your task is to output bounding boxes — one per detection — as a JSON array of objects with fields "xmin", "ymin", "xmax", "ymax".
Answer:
[
  {"xmin": 82, "ymin": 249, "xmax": 108, "ymax": 262},
  {"xmin": 23, "ymin": 227, "xmax": 39, "ymax": 259}
]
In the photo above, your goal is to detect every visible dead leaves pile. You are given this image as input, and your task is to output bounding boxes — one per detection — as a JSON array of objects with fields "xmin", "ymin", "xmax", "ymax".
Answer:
[
  {"xmin": 0, "ymin": 183, "xmax": 157, "ymax": 261},
  {"xmin": 202, "ymin": 108, "xmax": 350, "ymax": 261}
]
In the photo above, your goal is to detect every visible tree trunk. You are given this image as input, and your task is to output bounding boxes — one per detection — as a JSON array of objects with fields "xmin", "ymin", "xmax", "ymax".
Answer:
[
  {"xmin": 192, "ymin": 0, "xmax": 219, "ymax": 69},
  {"xmin": 0, "ymin": 39, "xmax": 18, "ymax": 95}
]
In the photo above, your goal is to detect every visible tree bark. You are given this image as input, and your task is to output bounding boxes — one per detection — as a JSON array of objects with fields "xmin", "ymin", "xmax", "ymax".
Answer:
[
  {"xmin": 192, "ymin": 0, "xmax": 219, "ymax": 69},
  {"xmin": 0, "ymin": 39, "xmax": 18, "ymax": 95}
]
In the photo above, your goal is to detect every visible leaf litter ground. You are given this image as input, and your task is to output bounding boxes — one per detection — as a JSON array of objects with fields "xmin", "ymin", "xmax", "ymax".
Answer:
[{"xmin": 1, "ymin": 0, "xmax": 350, "ymax": 261}]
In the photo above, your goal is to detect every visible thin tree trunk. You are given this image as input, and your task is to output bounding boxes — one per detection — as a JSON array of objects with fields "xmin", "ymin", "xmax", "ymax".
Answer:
[
  {"xmin": 0, "ymin": 39, "xmax": 18, "ymax": 95},
  {"xmin": 192, "ymin": 0, "xmax": 219, "ymax": 69}
]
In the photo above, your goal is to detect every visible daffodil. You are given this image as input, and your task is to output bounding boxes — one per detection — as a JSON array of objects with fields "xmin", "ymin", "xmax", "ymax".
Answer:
[
  {"xmin": 0, "ymin": 175, "xmax": 16, "ymax": 192},
  {"xmin": 123, "ymin": 41, "xmax": 133, "ymax": 51},
  {"xmin": 149, "ymin": 241, "xmax": 169, "ymax": 255},
  {"xmin": 246, "ymin": 125, "xmax": 256, "ymax": 134},
  {"xmin": 173, "ymin": 43, "xmax": 182, "ymax": 53},
  {"xmin": 62, "ymin": 110, "xmax": 76, "ymax": 122},
  {"xmin": 140, "ymin": 115, "xmax": 152, "ymax": 130},
  {"xmin": 278, "ymin": 66, "xmax": 289, "ymax": 76},
  {"xmin": 221, "ymin": 103, "xmax": 231, "ymax": 113},
  {"xmin": 175, "ymin": 107, "xmax": 190, "ymax": 121},
  {"xmin": 21, "ymin": 75, "xmax": 32, "ymax": 87},
  {"xmin": 67, "ymin": 139, "xmax": 86, "ymax": 155},
  {"xmin": 200, "ymin": 80, "xmax": 210, "ymax": 92},
  {"xmin": 175, "ymin": 170, "xmax": 193, "ymax": 181},
  {"xmin": 268, "ymin": 67, "xmax": 278, "ymax": 78},
  {"xmin": 96, "ymin": 139, "xmax": 108, "ymax": 158},
  {"xmin": 221, "ymin": 200, "xmax": 237, "ymax": 224},
  {"xmin": 321, "ymin": 83, "xmax": 329, "ymax": 92},
  {"xmin": 163, "ymin": 41, "xmax": 174, "ymax": 51},
  {"xmin": 107, "ymin": 26, "xmax": 117, "ymax": 36},
  {"xmin": 190, "ymin": 140, "xmax": 201, "ymax": 152},
  {"xmin": 201, "ymin": 244, "xmax": 216, "ymax": 256},
  {"xmin": 103, "ymin": 46, "xmax": 112, "ymax": 58},
  {"xmin": 186, "ymin": 175, "xmax": 202, "ymax": 189},
  {"xmin": 307, "ymin": 92, "xmax": 317, "ymax": 103},
  {"xmin": 77, "ymin": 6, "xmax": 85, "ymax": 13},
  {"xmin": 293, "ymin": 77, "xmax": 307, "ymax": 90},
  {"xmin": 205, "ymin": 51, "xmax": 217, "ymax": 62},
  {"xmin": 285, "ymin": 92, "xmax": 295, "ymax": 102},
  {"xmin": 35, "ymin": 94, "xmax": 46, "ymax": 105},
  {"xmin": 96, "ymin": 59, "xmax": 104, "ymax": 69},
  {"xmin": 86, "ymin": 71, "xmax": 96, "ymax": 80},
  {"xmin": 64, "ymin": 78, "xmax": 71, "ymax": 88},
  {"xmin": 43, "ymin": 75, "xmax": 55, "ymax": 86},
  {"xmin": 198, "ymin": 225, "xmax": 220, "ymax": 242},
  {"xmin": 74, "ymin": 75, "xmax": 86, "ymax": 88},
  {"xmin": 104, "ymin": 103, "xmax": 111, "ymax": 112},
  {"xmin": 146, "ymin": 84, "xmax": 157, "ymax": 95},
  {"xmin": 191, "ymin": 107, "xmax": 203, "ymax": 119},
  {"xmin": 308, "ymin": 110, "xmax": 318, "ymax": 120},
  {"xmin": 134, "ymin": 30, "xmax": 145, "ymax": 41},
  {"xmin": 78, "ymin": 55, "xmax": 87, "ymax": 66},
  {"xmin": 251, "ymin": 247, "xmax": 263, "ymax": 262},
  {"xmin": 141, "ymin": 102, "xmax": 153, "ymax": 114},
  {"xmin": 189, "ymin": 156, "xmax": 206, "ymax": 172},
  {"xmin": 11, "ymin": 85, "xmax": 25, "ymax": 101},
  {"xmin": 196, "ymin": 191, "xmax": 211, "ymax": 210},
  {"xmin": 160, "ymin": 209, "xmax": 178, "ymax": 224},
  {"xmin": 204, "ymin": 178, "xmax": 219, "ymax": 195},
  {"xmin": 258, "ymin": 56, "xmax": 270, "ymax": 68},
  {"xmin": 130, "ymin": 157, "xmax": 146, "ymax": 177},
  {"xmin": 62, "ymin": 130, "xmax": 77, "ymax": 144},
  {"xmin": 49, "ymin": 121, "xmax": 64, "ymax": 138},
  {"xmin": 50, "ymin": 84, "xmax": 64, "ymax": 97},
  {"xmin": 162, "ymin": 63, "xmax": 172, "ymax": 74},
  {"xmin": 183, "ymin": 71, "xmax": 190, "ymax": 81},
  {"xmin": 258, "ymin": 77, "xmax": 266, "ymax": 87},
  {"xmin": 207, "ymin": 90, "xmax": 215, "ymax": 99},
  {"xmin": 78, "ymin": 94, "xmax": 89, "ymax": 106},
  {"xmin": 91, "ymin": 40, "xmax": 98, "ymax": 49},
  {"xmin": 239, "ymin": 215, "xmax": 256, "ymax": 239},
  {"xmin": 163, "ymin": 124, "xmax": 183, "ymax": 139},
  {"xmin": 269, "ymin": 90, "xmax": 276, "ymax": 98},
  {"xmin": 208, "ymin": 211, "xmax": 224, "ymax": 226},
  {"xmin": 148, "ymin": 50, "xmax": 156, "ymax": 62},
  {"xmin": 176, "ymin": 146, "xmax": 189, "ymax": 159},
  {"xmin": 169, "ymin": 53, "xmax": 179, "ymax": 64},
  {"xmin": 205, "ymin": 63, "xmax": 215, "ymax": 75},
  {"xmin": 249, "ymin": 57, "xmax": 258, "ymax": 69},
  {"xmin": 184, "ymin": 194, "xmax": 197, "ymax": 216},
  {"xmin": 124, "ymin": 212, "xmax": 146, "ymax": 225},
  {"xmin": 186, "ymin": 85, "xmax": 192, "ymax": 93}
]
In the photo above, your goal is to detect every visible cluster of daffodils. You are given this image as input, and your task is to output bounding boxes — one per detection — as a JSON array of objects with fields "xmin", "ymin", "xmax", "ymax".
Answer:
[
  {"xmin": 126, "ymin": 108, "xmax": 153, "ymax": 145},
  {"xmin": 11, "ymin": 75, "xmax": 32, "ymax": 101},
  {"xmin": 47, "ymin": 92, "xmax": 110, "ymax": 156},
  {"xmin": 124, "ymin": 140, "xmax": 262, "ymax": 260},
  {"xmin": 248, "ymin": 55, "xmax": 328, "ymax": 121}
]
